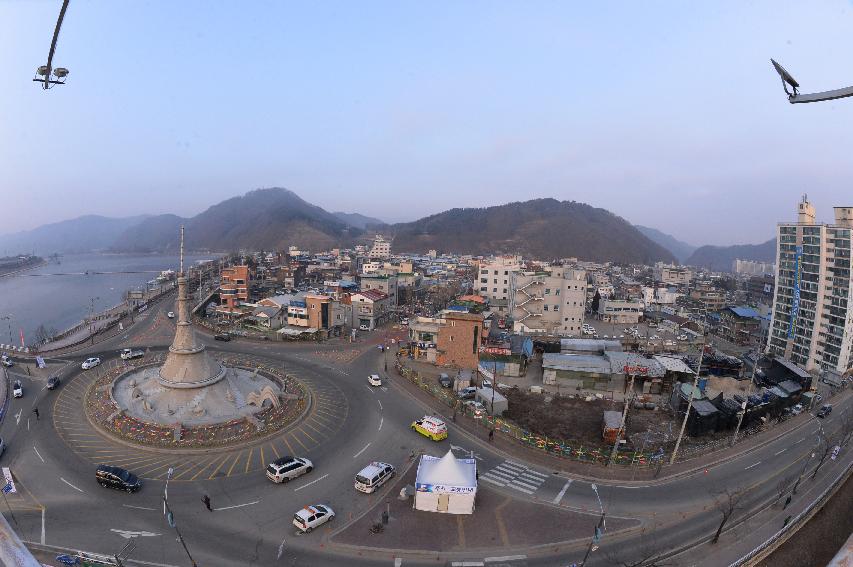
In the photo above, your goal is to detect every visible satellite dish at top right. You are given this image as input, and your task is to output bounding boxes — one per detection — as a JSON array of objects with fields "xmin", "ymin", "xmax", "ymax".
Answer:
[{"xmin": 771, "ymin": 58, "xmax": 853, "ymax": 104}]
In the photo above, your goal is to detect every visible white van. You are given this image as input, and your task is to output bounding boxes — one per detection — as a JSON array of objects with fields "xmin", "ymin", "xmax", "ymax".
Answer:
[{"xmin": 354, "ymin": 461, "xmax": 396, "ymax": 494}]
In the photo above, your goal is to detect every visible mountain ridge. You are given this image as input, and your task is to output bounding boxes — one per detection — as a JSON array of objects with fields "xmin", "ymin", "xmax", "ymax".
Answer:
[
  {"xmin": 635, "ymin": 225, "xmax": 697, "ymax": 264},
  {"xmin": 685, "ymin": 238, "xmax": 776, "ymax": 272}
]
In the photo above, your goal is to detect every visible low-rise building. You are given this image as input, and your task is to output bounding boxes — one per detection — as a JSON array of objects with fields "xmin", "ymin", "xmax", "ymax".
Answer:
[
  {"xmin": 510, "ymin": 267, "xmax": 586, "ymax": 336},
  {"xmin": 654, "ymin": 263, "xmax": 692, "ymax": 286},
  {"xmin": 347, "ymin": 289, "xmax": 391, "ymax": 330},
  {"xmin": 719, "ymin": 306, "xmax": 762, "ymax": 346},
  {"xmin": 220, "ymin": 265, "xmax": 250, "ymax": 309},
  {"xmin": 597, "ymin": 298, "xmax": 644, "ymax": 324}
]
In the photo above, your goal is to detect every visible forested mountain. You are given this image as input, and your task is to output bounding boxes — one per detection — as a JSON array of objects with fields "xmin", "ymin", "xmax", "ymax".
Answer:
[{"xmin": 685, "ymin": 238, "xmax": 776, "ymax": 272}]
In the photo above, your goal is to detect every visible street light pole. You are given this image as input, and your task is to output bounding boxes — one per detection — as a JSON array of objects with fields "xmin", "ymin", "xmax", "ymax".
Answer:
[
  {"xmin": 162, "ymin": 467, "xmax": 198, "ymax": 567},
  {"xmin": 579, "ymin": 484, "xmax": 606, "ymax": 567}
]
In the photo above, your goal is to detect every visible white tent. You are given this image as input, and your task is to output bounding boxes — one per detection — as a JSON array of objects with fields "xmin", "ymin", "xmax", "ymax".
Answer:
[{"xmin": 414, "ymin": 450, "xmax": 477, "ymax": 514}]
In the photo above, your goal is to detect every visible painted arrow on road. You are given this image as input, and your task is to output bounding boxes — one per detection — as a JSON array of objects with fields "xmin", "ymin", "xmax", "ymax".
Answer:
[
  {"xmin": 14, "ymin": 409, "xmax": 21, "ymax": 426},
  {"xmin": 110, "ymin": 529, "xmax": 161, "ymax": 539}
]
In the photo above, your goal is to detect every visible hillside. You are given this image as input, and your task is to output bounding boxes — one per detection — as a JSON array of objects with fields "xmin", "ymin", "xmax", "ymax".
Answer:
[
  {"xmin": 685, "ymin": 238, "xmax": 776, "ymax": 272},
  {"xmin": 0, "ymin": 215, "xmax": 149, "ymax": 256},
  {"xmin": 111, "ymin": 188, "xmax": 362, "ymax": 252},
  {"xmin": 333, "ymin": 212, "xmax": 385, "ymax": 229},
  {"xmin": 635, "ymin": 225, "xmax": 696, "ymax": 264},
  {"xmin": 389, "ymin": 199, "xmax": 675, "ymax": 264}
]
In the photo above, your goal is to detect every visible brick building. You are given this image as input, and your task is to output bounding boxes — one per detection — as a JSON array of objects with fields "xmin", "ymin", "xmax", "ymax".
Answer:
[
  {"xmin": 220, "ymin": 265, "xmax": 250, "ymax": 309},
  {"xmin": 435, "ymin": 312, "xmax": 484, "ymax": 369}
]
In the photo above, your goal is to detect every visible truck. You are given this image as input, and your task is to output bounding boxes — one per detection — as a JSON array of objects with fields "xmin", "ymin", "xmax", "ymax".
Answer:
[{"xmin": 120, "ymin": 348, "xmax": 144, "ymax": 360}]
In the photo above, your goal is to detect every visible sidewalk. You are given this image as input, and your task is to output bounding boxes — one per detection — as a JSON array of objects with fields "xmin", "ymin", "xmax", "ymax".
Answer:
[{"xmin": 388, "ymin": 357, "xmax": 851, "ymax": 483}]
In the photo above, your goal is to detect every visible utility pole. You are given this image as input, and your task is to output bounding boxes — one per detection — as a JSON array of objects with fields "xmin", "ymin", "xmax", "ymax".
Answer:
[
  {"xmin": 670, "ymin": 337, "xmax": 706, "ymax": 464},
  {"xmin": 579, "ymin": 484, "xmax": 605, "ymax": 566},
  {"xmin": 162, "ymin": 467, "xmax": 198, "ymax": 567},
  {"xmin": 731, "ymin": 350, "xmax": 761, "ymax": 447},
  {"xmin": 609, "ymin": 370, "xmax": 635, "ymax": 466}
]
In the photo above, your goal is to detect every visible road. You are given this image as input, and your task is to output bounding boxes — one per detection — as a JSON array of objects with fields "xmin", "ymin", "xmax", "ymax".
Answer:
[{"xmin": 0, "ymin": 295, "xmax": 849, "ymax": 567}]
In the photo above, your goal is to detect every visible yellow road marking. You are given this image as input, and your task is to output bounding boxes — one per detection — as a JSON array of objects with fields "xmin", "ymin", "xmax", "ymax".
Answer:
[
  {"xmin": 136, "ymin": 461, "xmax": 178, "ymax": 477},
  {"xmin": 298, "ymin": 427, "xmax": 318, "ymax": 444},
  {"xmin": 289, "ymin": 432, "xmax": 310, "ymax": 451},
  {"xmin": 244, "ymin": 448, "xmax": 254, "ymax": 474},
  {"xmin": 200, "ymin": 455, "xmax": 232, "ymax": 481},
  {"xmin": 269, "ymin": 442, "xmax": 280, "ymax": 459},
  {"xmin": 226, "ymin": 451, "xmax": 244, "ymax": 477},
  {"xmin": 302, "ymin": 420, "xmax": 327, "ymax": 438},
  {"xmin": 259, "ymin": 446, "xmax": 265, "ymax": 468},
  {"xmin": 457, "ymin": 515, "xmax": 466, "ymax": 547},
  {"xmin": 172, "ymin": 455, "xmax": 216, "ymax": 480},
  {"xmin": 309, "ymin": 412, "xmax": 335, "ymax": 425}
]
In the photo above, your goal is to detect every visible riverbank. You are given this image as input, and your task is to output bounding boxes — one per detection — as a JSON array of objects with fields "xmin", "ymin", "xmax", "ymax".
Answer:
[{"xmin": 0, "ymin": 256, "xmax": 46, "ymax": 279}]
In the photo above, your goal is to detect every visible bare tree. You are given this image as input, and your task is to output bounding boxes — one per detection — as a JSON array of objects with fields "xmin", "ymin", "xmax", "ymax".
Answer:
[
  {"xmin": 711, "ymin": 487, "xmax": 745, "ymax": 544},
  {"xmin": 605, "ymin": 530, "xmax": 673, "ymax": 567},
  {"xmin": 32, "ymin": 324, "xmax": 58, "ymax": 344},
  {"xmin": 775, "ymin": 475, "xmax": 796, "ymax": 507},
  {"xmin": 810, "ymin": 429, "xmax": 836, "ymax": 480},
  {"xmin": 839, "ymin": 409, "xmax": 853, "ymax": 449}
]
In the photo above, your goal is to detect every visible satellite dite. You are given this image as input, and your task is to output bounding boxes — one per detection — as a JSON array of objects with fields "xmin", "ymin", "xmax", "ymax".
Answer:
[{"xmin": 771, "ymin": 58, "xmax": 853, "ymax": 104}]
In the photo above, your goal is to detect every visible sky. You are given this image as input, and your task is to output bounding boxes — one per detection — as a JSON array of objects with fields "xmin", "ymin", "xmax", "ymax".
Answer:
[{"xmin": 2, "ymin": 1, "xmax": 853, "ymax": 246}]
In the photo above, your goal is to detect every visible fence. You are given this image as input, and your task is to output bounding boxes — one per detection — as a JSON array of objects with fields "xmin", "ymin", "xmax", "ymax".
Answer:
[{"xmin": 396, "ymin": 360, "xmax": 666, "ymax": 468}]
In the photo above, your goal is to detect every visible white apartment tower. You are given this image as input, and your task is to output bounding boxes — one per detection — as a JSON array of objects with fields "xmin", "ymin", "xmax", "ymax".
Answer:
[
  {"xmin": 477, "ymin": 255, "xmax": 523, "ymax": 304},
  {"xmin": 369, "ymin": 235, "xmax": 391, "ymax": 259},
  {"xmin": 510, "ymin": 267, "xmax": 587, "ymax": 336},
  {"xmin": 767, "ymin": 197, "xmax": 853, "ymax": 373}
]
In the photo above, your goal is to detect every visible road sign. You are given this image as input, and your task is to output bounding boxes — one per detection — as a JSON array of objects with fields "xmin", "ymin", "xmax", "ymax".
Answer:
[{"xmin": 2, "ymin": 468, "xmax": 15, "ymax": 494}]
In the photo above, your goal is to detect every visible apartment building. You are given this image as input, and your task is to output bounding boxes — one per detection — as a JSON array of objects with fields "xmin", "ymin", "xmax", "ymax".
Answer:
[
  {"xmin": 689, "ymin": 282, "xmax": 726, "ymax": 311},
  {"xmin": 597, "ymin": 298, "xmax": 644, "ymax": 324},
  {"xmin": 360, "ymin": 273, "xmax": 399, "ymax": 306},
  {"xmin": 733, "ymin": 259, "xmax": 775, "ymax": 276},
  {"xmin": 477, "ymin": 256, "xmax": 523, "ymax": 306},
  {"xmin": 654, "ymin": 263, "xmax": 692, "ymax": 286},
  {"xmin": 510, "ymin": 267, "xmax": 586, "ymax": 336},
  {"xmin": 219, "ymin": 265, "xmax": 250, "ymax": 309},
  {"xmin": 767, "ymin": 197, "xmax": 853, "ymax": 372},
  {"xmin": 369, "ymin": 235, "xmax": 391, "ymax": 259}
]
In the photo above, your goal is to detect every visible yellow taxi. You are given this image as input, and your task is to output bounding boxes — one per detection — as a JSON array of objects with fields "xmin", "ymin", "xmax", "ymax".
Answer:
[{"xmin": 411, "ymin": 415, "xmax": 448, "ymax": 441}]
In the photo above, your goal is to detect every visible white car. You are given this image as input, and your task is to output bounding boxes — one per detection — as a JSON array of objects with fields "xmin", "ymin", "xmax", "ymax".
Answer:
[
  {"xmin": 167, "ymin": 311, "xmax": 175, "ymax": 319},
  {"xmin": 464, "ymin": 400, "xmax": 486, "ymax": 416},
  {"xmin": 81, "ymin": 357, "xmax": 101, "ymax": 370},
  {"xmin": 292, "ymin": 504, "xmax": 335, "ymax": 533},
  {"xmin": 12, "ymin": 381, "xmax": 22, "ymax": 398},
  {"xmin": 0, "ymin": 355, "xmax": 13, "ymax": 367},
  {"xmin": 359, "ymin": 324, "xmax": 369, "ymax": 331},
  {"xmin": 677, "ymin": 335, "xmax": 688, "ymax": 341},
  {"xmin": 266, "ymin": 456, "xmax": 313, "ymax": 483},
  {"xmin": 650, "ymin": 335, "xmax": 661, "ymax": 340},
  {"xmin": 368, "ymin": 374, "xmax": 382, "ymax": 387}
]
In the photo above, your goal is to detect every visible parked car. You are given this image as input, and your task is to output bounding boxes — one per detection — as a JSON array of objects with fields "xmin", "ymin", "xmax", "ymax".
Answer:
[
  {"xmin": 96, "ymin": 465, "xmax": 141, "ymax": 492},
  {"xmin": 481, "ymin": 379, "xmax": 493, "ymax": 389},
  {"xmin": 817, "ymin": 404, "xmax": 833, "ymax": 418},
  {"xmin": 368, "ymin": 374, "xmax": 382, "ymax": 387},
  {"xmin": 12, "ymin": 381, "xmax": 22, "ymax": 398},
  {"xmin": 214, "ymin": 333, "xmax": 231, "ymax": 342},
  {"xmin": 411, "ymin": 416, "xmax": 448, "ymax": 441},
  {"xmin": 120, "ymin": 349, "xmax": 144, "ymax": 360},
  {"xmin": 438, "ymin": 373, "xmax": 452, "ymax": 388},
  {"xmin": 167, "ymin": 311, "xmax": 175, "ymax": 319},
  {"xmin": 463, "ymin": 400, "xmax": 486, "ymax": 417},
  {"xmin": 790, "ymin": 404, "xmax": 804, "ymax": 416},
  {"xmin": 47, "ymin": 376, "xmax": 60, "ymax": 390},
  {"xmin": 354, "ymin": 461, "xmax": 395, "ymax": 494},
  {"xmin": 677, "ymin": 335, "xmax": 688, "ymax": 341},
  {"xmin": 81, "ymin": 357, "xmax": 101, "ymax": 370},
  {"xmin": 266, "ymin": 456, "xmax": 313, "ymax": 483},
  {"xmin": 292, "ymin": 504, "xmax": 335, "ymax": 533},
  {"xmin": 0, "ymin": 355, "xmax": 13, "ymax": 367},
  {"xmin": 359, "ymin": 324, "xmax": 370, "ymax": 331},
  {"xmin": 457, "ymin": 386, "xmax": 477, "ymax": 400}
]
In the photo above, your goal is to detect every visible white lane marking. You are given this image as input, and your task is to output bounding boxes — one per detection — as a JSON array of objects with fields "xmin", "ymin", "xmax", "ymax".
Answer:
[
  {"xmin": 353, "ymin": 443, "xmax": 371, "ymax": 459},
  {"xmin": 744, "ymin": 462, "xmax": 761, "ymax": 470},
  {"xmin": 794, "ymin": 438, "xmax": 804, "ymax": 444},
  {"xmin": 122, "ymin": 504, "xmax": 157, "ymax": 511},
  {"xmin": 553, "ymin": 480, "xmax": 573, "ymax": 504},
  {"xmin": 277, "ymin": 536, "xmax": 287, "ymax": 559},
  {"xmin": 506, "ymin": 483, "xmax": 534, "ymax": 495},
  {"xmin": 394, "ymin": 559, "xmax": 402, "ymax": 567},
  {"xmin": 452, "ymin": 562, "xmax": 484, "ymax": 566},
  {"xmin": 378, "ymin": 417, "xmax": 384, "ymax": 431},
  {"xmin": 484, "ymin": 469, "xmax": 515, "ymax": 482},
  {"xmin": 519, "ymin": 471, "xmax": 548, "ymax": 481},
  {"xmin": 14, "ymin": 409, "xmax": 21, "ymax": 426},
  {"xmin": 213, "ymin": 500, "xmax": 259, "ymax": 511},
  {"xmin": 27, "ymin": 418, "xmax": 30, "ymax": 431},
  {"xmin": 485, "ymin": 556, "xmax": 527, "ymax": 563},
  {"xmin": 377, "ymin": 399, "xmax": 383, "ymax": 410},
  {"xmin": 294, "ymin": 473, "xmax": 329, "ymax": 492},
  {"xmin": 33, "ymin": 446, "xmax": 44, "ymax": 463},
  {"xmin": 775, "ymin": 448, "xmax": 787, "ymax": 455},
  {"xmin": 366, "ymin": 385, "xmax": 375, "ymax": 394},
  {"xmin": 512, "ymin": 478, "xmax": 540, "ymax": 491},
  {"xmin": 111, "ymin": 529, "xmax": 160, "ymax": 539},
  {"xmin": 480, "ymin": 476, "xmax": 506, "ymax": 487},
  {"xmin": 60, "ymin": 477, "xmax": 84, "ymax": 493},
  {"xmin": 41, "ymin": 507, "xmax": 45, "ymax": 545}
]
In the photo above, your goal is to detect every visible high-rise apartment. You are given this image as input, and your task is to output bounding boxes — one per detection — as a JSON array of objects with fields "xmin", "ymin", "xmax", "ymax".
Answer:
[
  {"xmin": 767, "ymin": 197, "xmax": 853, "ymax": 372},
  {"xmin": 510, "ymin": 267, "xmax": 586, "ymax": 336}
]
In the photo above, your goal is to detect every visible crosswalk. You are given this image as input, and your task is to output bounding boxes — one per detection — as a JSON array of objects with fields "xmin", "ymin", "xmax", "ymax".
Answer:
[{"xmin": 480, "ymin": 460, "xmax": 548, "ymax": 494}]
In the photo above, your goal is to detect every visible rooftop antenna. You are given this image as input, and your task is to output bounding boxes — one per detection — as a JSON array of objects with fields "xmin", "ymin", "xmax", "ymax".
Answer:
[{"xmin": 179, "ymin": 225, "xmax": 185, "ymax": 275}]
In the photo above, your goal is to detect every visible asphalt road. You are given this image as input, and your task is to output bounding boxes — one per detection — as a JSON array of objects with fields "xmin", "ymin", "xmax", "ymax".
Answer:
[{"xmin": 0, "ymin": 295, "xmax": 850, "ymax": 567}]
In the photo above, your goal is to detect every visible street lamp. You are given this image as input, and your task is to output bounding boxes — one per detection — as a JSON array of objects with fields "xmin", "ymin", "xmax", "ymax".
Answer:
[
  {"xmin": 33, "ymin": 0, "xmax": 71, "ymax": 90},
  {"xmin": 579, "ymin": 484, "xmax": 606, "ymax": 566},
  {"xmin": 771, "ymin": 58, "xmax": 853, "ymax": 104},
  {"xmin": 0, "ymin": 315, "xmax": 13, "ymax": 345},
  {"xmin": 162, "ymin": 467, "xmax": 198, "ymax": 567}
]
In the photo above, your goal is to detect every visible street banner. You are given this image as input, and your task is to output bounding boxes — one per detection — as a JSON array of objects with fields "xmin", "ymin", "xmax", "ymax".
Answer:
[
  {"xmin": 35, "ymin": 357, "xmax": 46, "ymax": 369},
  {"xmin": 2, "ymin": 467, "xmax": 16, "ymax": 493}
]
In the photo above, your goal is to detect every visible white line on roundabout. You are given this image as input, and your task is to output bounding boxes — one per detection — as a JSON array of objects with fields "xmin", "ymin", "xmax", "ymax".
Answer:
[
  {"xmin": 353, "ymin": 442, "xmax": 371, "ymax": 459},
  {"xmin": 365, "ymin": 385, "xmax": 375, "ymax": 394},
  {"xmin": 213, "ymin": 500, "xmax": 259, "ymax": 511},
  {"xmin": 377, "ymin": 398, "xmax": 383, "ymax": 410},
  {"xmin": 744, "ymin": 461, "xmax": 761, "ymax": 470},
  {"xmin": 294, "ymin": 473, "xmax": 329, "ymax": 492},
  {"xmin": 60, "ymin": 477, "xmax": 84, "ymax": 493},
  {"xmin": 33, "ymin": 446, "xmax": 45, "ymax": 463},
  {"xmin": 378, "ymin": 417, "xmax": 383, "ymax": 431},
  {"xmin": 123, "ymin": 504, "xmax": 157, "ymax": 511}
]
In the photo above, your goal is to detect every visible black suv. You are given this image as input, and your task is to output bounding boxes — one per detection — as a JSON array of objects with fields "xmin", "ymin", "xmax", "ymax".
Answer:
[
  {"xmin": 96, "ymin": 465, "xmax": 142, "ymax": 492},
  {"xmin": 214, "ymin": 333, "xmax": 231, "ymax": 342},
  {"xmin": 47, "ymin": 376, "xmax": 60, "ymax": 390},
  {"xmin": 816, "ymin": 404, "xmax": 833, "ymax": 418}
]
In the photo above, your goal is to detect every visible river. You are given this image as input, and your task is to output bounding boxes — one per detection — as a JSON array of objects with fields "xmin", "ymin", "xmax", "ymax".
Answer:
[{"xmin": 0, "ymin": 253, "xmax": 217, "ymax": 347}]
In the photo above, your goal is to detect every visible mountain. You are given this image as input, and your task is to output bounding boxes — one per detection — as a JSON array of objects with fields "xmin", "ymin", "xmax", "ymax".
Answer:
[
  {"xmin": 111, "ymin": 188, "xmax": 362, "ymax": 252},
  {"xmin": 635, "ymin": 225, "xmax": 697, "ymax": 264},
  {"xmin": 0, "ymin": 215, "xmax": 149, "ymax": 255},
  {"xmin": 388, "ymin": 199, "xmax": 675, "ymax": 264},
  {"xmin": 332, "ymin": 212, "xmax": 385, "ymax": 229},
  {"xmin": 685, "ymin": 238, "xmax": 776, "ymax": 272}
]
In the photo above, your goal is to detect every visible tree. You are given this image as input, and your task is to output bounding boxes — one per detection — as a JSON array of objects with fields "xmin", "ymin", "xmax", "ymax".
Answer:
[
  {"xmin": 32, "ymin": 324, "xmax": 58, "ymax": 344},
  {"xmin": 711, "ymin": 487, "xmax": 745, "ymax": 544},
  {"xmin": 810, "ymin": 428, "xmax": 836, "ymax": 480},
  {"xmin": 775, "ymin": 475, "xmax": 795, "ymax": 507},
  {"xmin": 592, "ymin": 290, "xmax": 602, "ymax": 313},
  {"xmin": 839, "ymin": 409, "xmax": 853, "ymax": 449}
]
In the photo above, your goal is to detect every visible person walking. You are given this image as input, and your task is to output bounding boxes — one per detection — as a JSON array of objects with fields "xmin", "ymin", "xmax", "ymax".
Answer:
[
  {"xmin": 32, "ymin": 407, "xmax": 39, "ymax": 421},
  {"xmin": 202, "ymin": 494, "xmax": 212, "ymax": 511},
  {"xmin": 488, "ymin": 429, "xmax": 494, "ymax": 443}
]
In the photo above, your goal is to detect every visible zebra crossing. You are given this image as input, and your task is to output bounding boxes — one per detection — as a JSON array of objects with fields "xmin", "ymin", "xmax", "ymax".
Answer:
[{"xmin": 479, "ymin": 460, "xmax": 549, "ymax": 494}]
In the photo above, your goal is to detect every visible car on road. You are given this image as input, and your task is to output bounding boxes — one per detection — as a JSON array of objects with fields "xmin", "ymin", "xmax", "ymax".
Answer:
[
  {"xmin": 354, "ymin": 461, "xmax": 396, "ymax": 493},
  {"xmin": 650, "ymin": 335, "xmax": 661, "ymax": 340},
  {"xmin": 368, "ymin": 374, "xmax": 382, "ymax": 387},
  {"xmin": 167, "ymin": 311, "xmax": 175, "ymax": 319},
  {"xmin": 411, "ymin": 415, "xmax": 448, "ymax": 441},
  {"xmin": 817, "ymin": 404, "xmax": 833, "ymax": 418},
  {"xmin": 120, "ymin": 348, "xmax": 144, "ymax": 360},
  {"xmin": 457, "ymin": 386, "xmax": 477, "ymax": 400},
  {"xmin": 213, "ymin": 333, "xmax": 231, "ymax": 342},
  {"xmin": 266, "ymin": 456, "xmax": 313, "ymax": 483},
  {"xmin": 81, "ymin": 357, "xmax": 101, "ymax": 370},
  {"xmin": 438, "ymin": 373, "xmax": 452, "ymax": 388},
  {"xmin": 790, "ymin": 403, "xmax": 804, "ymax": 416},
  {"xmin": 677, "ymin": 335, "xmax": 688, "ymax": 341},
  {"xmin": 96, "ymin": 465, "xmax": 141, "ymax": 492},
  {"xmin": 47, "ymin": 376, "xmax": 60, "ymax": 390},
  {"xmin": 481, "ymin": 379, "xmax": 493, "ymax": 389},
  {"xmin": 12, "ymin": 380, "xmax": 22, "ymax": 398},
  {"xmin": 292, "ymin": 504, "xmax": 335, "ymax": 533},
  {"xmin": 0, "ymin": 355, "xmax": 13, "ymax": 367}
]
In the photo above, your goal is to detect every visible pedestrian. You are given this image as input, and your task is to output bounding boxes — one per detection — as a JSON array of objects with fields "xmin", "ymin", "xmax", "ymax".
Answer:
[
  {"xmin": 488, "ymin": 429, "xmax": 494, "ymax": 443},
  {"xmin": 202, "ymin": 494, "xmax": 212, "ymax": 511},
  {"xmin": 783, "ymin": 495, "xmax": 792, "ymax": 510},
  {"xmin": 32, "ymin": 407, "xmax": 39, "ymax": 421}
]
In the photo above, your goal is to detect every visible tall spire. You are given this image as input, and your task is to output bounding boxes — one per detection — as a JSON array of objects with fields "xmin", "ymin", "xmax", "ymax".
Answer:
[{"xmin": 179, "ymin": 225, "xmax": 185, "ymax": 275}]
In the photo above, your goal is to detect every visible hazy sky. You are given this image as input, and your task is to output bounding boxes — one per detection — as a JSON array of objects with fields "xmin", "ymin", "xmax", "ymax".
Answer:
[{"xmin": 2, "ymin": 1, "xmax": 853, "ymax": 246}]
